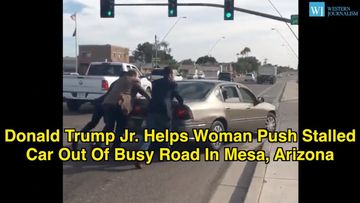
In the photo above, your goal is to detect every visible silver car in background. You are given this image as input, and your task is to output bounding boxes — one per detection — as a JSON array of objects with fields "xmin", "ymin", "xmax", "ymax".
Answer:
[{"xmin": 129, "ymin": 80, "xmax": 277, "ymax": 150}]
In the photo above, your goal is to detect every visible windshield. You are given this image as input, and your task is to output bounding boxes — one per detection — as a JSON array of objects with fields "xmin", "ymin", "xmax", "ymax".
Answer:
[
  {"xmin": 152, "ymin": 69, "xmax": 164, "ymax": 75},
  {"xmin": 177, "ymin": 82, "xmax": 215, "ymax": 100},
  {"xmin": 87, "ymin": 64, "xmax": 123, "ymax": 76}
]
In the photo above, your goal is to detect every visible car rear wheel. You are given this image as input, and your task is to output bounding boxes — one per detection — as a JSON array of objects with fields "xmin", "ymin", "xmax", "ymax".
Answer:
[
  {"xmin": 206, "ymin": 121, "xmax": 224, "ymax": 150},
  {"xmin": 265, "ymin": 112, "xmax": 277, "ymax": 132}
]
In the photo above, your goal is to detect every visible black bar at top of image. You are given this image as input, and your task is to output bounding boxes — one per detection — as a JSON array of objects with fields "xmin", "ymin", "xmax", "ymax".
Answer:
[
  {"xmin": 1, "ymin": 0, "xmax": 63, "ymax": 202},
  {"xmin": 299, "ymin": 0, "xmax": 359, "ymax": 202}
]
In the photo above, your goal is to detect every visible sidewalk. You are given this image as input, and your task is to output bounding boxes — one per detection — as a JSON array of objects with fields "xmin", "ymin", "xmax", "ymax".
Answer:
[
  {"xmin": 209, "ymin": 80, "xmax": 298, "ymax": 203},
  {"xmin": 245, "ymin": 80, "xmax": 298, "ymax": 203}
]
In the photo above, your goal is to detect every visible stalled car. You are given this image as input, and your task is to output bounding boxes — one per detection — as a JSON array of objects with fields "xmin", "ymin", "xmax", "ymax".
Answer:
[{"xmin": 128, "ymin": 80, "xmax": 277, "ymax": 150}]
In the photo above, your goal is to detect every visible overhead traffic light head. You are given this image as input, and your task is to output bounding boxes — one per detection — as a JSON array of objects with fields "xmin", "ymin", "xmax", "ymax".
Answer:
[
  {"xmin": 168, "ymin": 0, "xmax": 177, "ymax": 17},
  {"xmin": 224, "ymin": 0, "xmax": 234, "ymax": 20},
  {"xmin": 101, "ymin": 0, "xmax": 114, "ymax": 18}
]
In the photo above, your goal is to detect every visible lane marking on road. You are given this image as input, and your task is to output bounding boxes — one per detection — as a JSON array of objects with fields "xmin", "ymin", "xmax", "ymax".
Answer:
[{"xmin": 257, "ymin": 83, "xmax": 278, "ymax": 97}]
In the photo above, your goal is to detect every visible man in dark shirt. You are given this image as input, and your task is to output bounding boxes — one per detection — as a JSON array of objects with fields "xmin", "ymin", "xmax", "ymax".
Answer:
[{"xmin": 136, "ymin": 67, "xmax": 183, "ymax": 168}]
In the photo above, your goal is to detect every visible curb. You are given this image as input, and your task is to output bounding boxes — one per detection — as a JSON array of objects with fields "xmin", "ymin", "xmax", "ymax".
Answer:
[
  {"xmin": 273, "ymin": 80, "xmax": 287, "ymax": 109},
  {"xmin": 243, "ymin": 81, "xmax": 288, "ymax": 203},
  {"xmin": 208, "ymin": 142, "xmax": 263, "ymax": 203},
  {"xmin": 208, "ymin": 81, "xmax": 289, "ymax": 203}
]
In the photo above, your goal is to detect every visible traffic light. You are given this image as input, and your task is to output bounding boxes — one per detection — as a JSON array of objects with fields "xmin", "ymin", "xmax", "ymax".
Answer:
[
  {"xmin": 100, "ymin": 0, "xmax": 114, "ymax": 18},
  {"xmin": 168, "ymin": 0, "xmax": 177, "ymax": 17},
  {"xmin": 224, "ymin": 0, "xmax": 234, "ymax": 20}
]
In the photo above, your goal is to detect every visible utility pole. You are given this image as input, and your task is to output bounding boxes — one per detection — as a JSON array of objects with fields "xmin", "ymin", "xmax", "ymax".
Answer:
[{"xmin": 154, "ymin": 35, "xmax": 158, "ymax": 68}]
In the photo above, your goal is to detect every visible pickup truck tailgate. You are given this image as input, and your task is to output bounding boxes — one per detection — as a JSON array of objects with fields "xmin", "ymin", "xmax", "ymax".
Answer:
[{"xmin": 63, "ymin": 75, "xmax": 107, "ymax": 100}]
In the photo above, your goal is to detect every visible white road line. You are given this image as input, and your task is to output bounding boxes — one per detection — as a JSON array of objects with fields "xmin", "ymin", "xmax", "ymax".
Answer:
[{"xmin": 257, "ymin": 83, "xmax": 278, "ymax": 97}]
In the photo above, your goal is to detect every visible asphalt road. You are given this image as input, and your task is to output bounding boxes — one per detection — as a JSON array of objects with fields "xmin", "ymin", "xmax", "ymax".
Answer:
[{"xmin": 63, "ymin": 73, "xmax": 296, "ymax": 203}]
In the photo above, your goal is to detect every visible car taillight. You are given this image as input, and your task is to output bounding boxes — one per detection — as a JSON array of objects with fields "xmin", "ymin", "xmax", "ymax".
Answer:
[
  {"xmin": 102, "ymin": 80, "xmax": 109, "ymax": 91},
  {"xmin": 174, "ymin": 105, "xmax": 193, "ymax": 120},
  {"xmin": 131, "ymin": 104, "xmax": 146, "ymax": 117}
]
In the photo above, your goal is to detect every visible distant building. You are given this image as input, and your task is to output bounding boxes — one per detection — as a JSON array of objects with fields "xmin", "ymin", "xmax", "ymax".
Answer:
[
  {"xmin": 78, "ymin": 44, "xmax": 129, "ymax": 74},
  {"xmin": 218, "ymin": 63, "xmax": 234, "ymax": 73},
  {"xmin": 179, "ymin": 64, "xmax": 221, "ymax": 79}
]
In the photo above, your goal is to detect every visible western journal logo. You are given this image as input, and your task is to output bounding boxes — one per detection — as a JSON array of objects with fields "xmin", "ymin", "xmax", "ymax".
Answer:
[{"xmin": 309, "ymin": 2, "xmax": 325, "ymax": 17}]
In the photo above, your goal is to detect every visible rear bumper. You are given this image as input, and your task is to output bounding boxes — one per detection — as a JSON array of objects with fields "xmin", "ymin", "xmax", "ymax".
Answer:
[
  {"xmin": 172, "ymin": 120, "xmax": 212, "ymax": 140},
  {"xmin": 63, "ymin": 92, "xmax": 104, "ymax": 101},
  {"xmin": 127, "ymin": 118, "xmax": 212, "ymax": 140}
]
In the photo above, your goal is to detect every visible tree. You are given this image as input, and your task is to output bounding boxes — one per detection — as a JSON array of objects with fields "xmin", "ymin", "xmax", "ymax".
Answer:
[
  {"xmin": 196, "ymin": 55, "xmax": 217, "ymax": 65},
  {"xmin": 134, "ymin": 41, "xmax": 177, "ymax": 65},
  {"xmin": 180, "ymin": 59, "xmax": 194, "ymax": 65},
  {"xmin": 159, "ymin": 41, "xmax": 170, "ymax": 54},
  {"xmin": 240, "ymin": 47, "xmax": 251, "ymax": 57},
  {"xmin": 135, "ymin": 42, "xmax": 154, "ymax": 63},
  {"xmin": 234, "ymin": 56, "xmax": 261, "ymax": 74}
]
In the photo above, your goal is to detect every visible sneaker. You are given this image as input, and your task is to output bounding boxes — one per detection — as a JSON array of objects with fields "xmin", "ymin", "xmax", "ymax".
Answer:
[{"xmin": 135, "ymin": 162, "xmax": 144, "ymax": 169}]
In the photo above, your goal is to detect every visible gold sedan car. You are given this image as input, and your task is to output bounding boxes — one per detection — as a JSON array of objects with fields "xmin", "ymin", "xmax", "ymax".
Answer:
[{"xmin": 129, "ymin": 80, "xmax": 277, "ymax": 150}]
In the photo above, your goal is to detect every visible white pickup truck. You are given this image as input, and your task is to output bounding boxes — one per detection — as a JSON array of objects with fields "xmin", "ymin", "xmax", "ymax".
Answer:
[{"xmin": 63, "ymin": 62, "xmax": 152, "ymax": 111}]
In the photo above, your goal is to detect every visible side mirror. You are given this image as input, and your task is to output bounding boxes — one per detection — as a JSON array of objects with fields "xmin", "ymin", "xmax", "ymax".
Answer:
[{"xmin": 257, "ymin": 97, "xmax": 265, "ymax": 103}]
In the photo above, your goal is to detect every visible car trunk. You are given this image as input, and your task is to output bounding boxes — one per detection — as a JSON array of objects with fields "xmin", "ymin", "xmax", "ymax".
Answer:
[{"xmin": 127, "ymin": 99, "xmax": 195, "ymax": 133}]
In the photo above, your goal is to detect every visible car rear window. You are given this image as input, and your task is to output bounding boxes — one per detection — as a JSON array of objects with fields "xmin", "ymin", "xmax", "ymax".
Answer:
[
  {"xmin": 177, "ymin": 82, "xmax": 215, "ymax": 100},
  {"xmin": 87, "ymin": 64, "xmax": 123, "ymax": 76}
]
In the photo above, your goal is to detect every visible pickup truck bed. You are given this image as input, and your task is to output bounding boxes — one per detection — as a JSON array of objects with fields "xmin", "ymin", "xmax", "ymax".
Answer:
[{"xmin": 63, "ymin": 62, "xmax": 152, "ymax": 111}]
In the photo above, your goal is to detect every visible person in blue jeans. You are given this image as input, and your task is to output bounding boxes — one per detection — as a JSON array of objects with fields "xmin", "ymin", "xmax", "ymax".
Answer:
[{"xmin": 136, "ymin": 67, "xmax": 183, "ymax": 169}]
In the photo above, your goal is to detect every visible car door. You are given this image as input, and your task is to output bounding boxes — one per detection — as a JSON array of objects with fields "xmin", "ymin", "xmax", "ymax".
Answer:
[
  {"xmin": 220, "ymin": 85, "xmax": 250, "ymax": 131},
  {"xmin": 237, "ymin": 87, "xmax": 267, "ymax": 131}
]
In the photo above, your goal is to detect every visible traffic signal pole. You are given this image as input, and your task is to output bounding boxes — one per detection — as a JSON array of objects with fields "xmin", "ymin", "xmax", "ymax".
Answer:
[{"xmin": 114, "ymin": 2, "xmax": 292, "ymax": 23}]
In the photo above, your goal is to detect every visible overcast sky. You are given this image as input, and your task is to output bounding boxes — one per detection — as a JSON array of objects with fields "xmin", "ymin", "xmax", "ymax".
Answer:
[{"xmin": 63, "ymin": 0, "xmax": 298, "ymax": 68}]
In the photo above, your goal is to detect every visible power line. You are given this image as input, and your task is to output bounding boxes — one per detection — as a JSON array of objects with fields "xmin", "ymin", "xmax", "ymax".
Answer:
[{"xmin": 266, "ymin": 0, "xmax": 298, "ymax": 40}]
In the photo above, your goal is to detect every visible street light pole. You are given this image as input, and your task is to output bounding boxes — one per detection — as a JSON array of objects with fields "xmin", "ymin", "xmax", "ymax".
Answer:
[
  {"xmin": 208, "ymin": 36, "xmax": 225, "ymax": 56},
  {"xmin": 281, "ymin": 44, "xmax": 298, "ymax": 64},
  {"xmin": 266, "ymin": 0, "xmax": 298, "ymax": 40},
  {"xmin": 271, "ymin": 28, "xmax": 298, "ymax": 59},
  {"xmin": 154, "ymin": 16, "xmax": 187, "ymax": 68},
  {"xmin": 154, "ymin": 35, "xmax": 158, "ymax": 68},
  {"xmin": 160, "ymin": 16, "xmax": 187, "ymax": 43}
]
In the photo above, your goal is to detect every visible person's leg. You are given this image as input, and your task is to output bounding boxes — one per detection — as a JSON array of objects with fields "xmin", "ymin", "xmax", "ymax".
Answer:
[
  {"xmin": 135, "ymin": 113, "xmax": 156, "ymax": 169},
  {"xmin": 97, "ymin": 105, "xmax": 116, "ymax": 148},
  {"xmin": 112, "ymin": 108, "xmax": 128, "ymax": 150},
  {"xmin": 102, "ymin": 105, "xmax": 116, "ymax": 131},
  {"xmin": 139, "ymin": 113, "xmax": 155, "ymax": 151},
  {"xmin": 73, "ymin": 106, "xmax": 103, "ymax": 150},
  {"xmin": 158, "ymin": 114, "xmax": 172, "ymax": 148},
  {"xmin": 81, "ymin": 105, "xmax": 103, "ymax": 132}
]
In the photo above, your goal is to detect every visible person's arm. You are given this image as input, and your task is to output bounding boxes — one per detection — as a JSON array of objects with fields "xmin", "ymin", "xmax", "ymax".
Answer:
[
  {"xmin": 135, "ymin": 84, "xmax": 151, "ymax": 101},
  {"xmin": 171, "ymin": 82, "xmax": 184, "ymax": 105}
]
